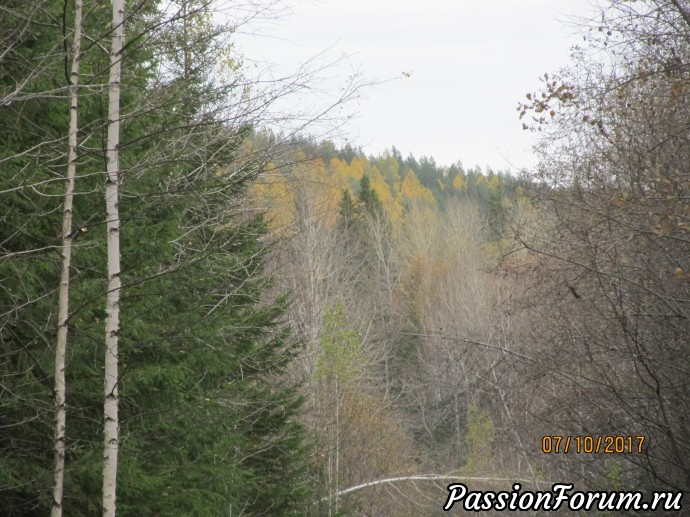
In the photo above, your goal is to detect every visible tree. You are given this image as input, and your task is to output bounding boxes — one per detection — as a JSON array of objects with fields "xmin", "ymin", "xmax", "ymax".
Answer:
[
  {"xmin": 400, "ymin": 169, "xmax": 436, "ymax": 206},
  {"xmin": 0, "ymin": 1, "xmax": 96, "ymax": 512},
  {"xmin": 311, "ymin": 306, "xmax": 419, "ymax": 516},
  {"xmin": 357, "ymin": 174, "xmax": 384, "ymax": 216},
  {"xmin": 1, "ymin": 0, "xmax": 358, "ymax": 513},
  {"xmin": 52, "ymin": 0, "xmax": 83, "ymax": 514},
  {"xmin": 513, "ymin": 0, "xmax": 690, "ymax": 493},
  {"xmin": 109, "ymin": 181, "xmax": 311, "ymax": 515},
  {"xmin": 102, "ymin": 0, "xmax": 124, "ymax": 512},
  {"xmin": 337, "ymin": 188, "xmax": 359, "ymax": 231}
]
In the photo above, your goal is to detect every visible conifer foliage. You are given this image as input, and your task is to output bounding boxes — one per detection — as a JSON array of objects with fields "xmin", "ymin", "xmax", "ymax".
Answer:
[{"xmin": 0, "ymin": 1, "xmax": 311, "ymax": 514}]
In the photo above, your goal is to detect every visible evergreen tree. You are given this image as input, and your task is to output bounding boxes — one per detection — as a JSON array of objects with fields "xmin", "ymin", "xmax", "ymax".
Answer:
[
  {"xmin": 357, "ymin": 174, "xmax": 384, "ymax": 217},
  {"xmin": 337, "ymin": 188, "xmax": 359, "ymax": 231},
  {"xmin": 417, "ymin": 155, "xmax": 440, "ymax": 189},
  {"xmin": 107, "ymin": 175, "xmax": 310, "ymax": 515},
  {"xmin": 339, "ymin": 143, "xmax": 358, "ymax": 165},
  {"xmin": 0, "ymin": 1, "xmax": 312, "ymax": 514},
  {"xmin": 0, "ymin": 2, "xmax": 106, "ymax": 512},
  {"xmin": 391, "ymin": 146, "xmax": 405, "ymax": 173},
  {"xmin": 404, "ymin": 153, "xmax": 420, "ymax": 176}
]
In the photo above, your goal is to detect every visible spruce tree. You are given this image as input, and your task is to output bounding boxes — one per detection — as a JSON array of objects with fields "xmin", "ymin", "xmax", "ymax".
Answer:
[
  {"xmin": 338, "ymin": 188, "xmax": 359, "ymax": 231},
  {"xmin": 0, "ymin": 1, "xmax": 312, "ymax": 514},
  {"xmin": 357, "ymin": 174, "xmax": 385, "ymax": 216}
]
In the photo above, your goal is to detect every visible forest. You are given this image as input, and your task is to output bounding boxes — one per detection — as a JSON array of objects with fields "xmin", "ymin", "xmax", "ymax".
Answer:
[{"xmin": 1, "ymin": 0, "xmax": 689, "ymax": 515}]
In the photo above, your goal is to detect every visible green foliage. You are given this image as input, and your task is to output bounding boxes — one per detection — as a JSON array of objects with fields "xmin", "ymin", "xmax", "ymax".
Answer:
[
  {"xmin": 604, "ymin": 461, "xmax": 623, "ymax": 490},
  {"xmin": 0, "ymin": 1, "xmax": 311, "ymax": 514},
  {"xmin": 357, "ymin": 174, "xmax": 385, "ymax": 217},
  {"xmin": 315, "ymin": 305, "xmax": 363, "ymax": 385},
  {"xmin": 463, "ymin": 403, "xmax": 495, "ymax": 474},
  {"xmin": 338, "ymin": 188, "xmax": 359, "ymax": 231}
]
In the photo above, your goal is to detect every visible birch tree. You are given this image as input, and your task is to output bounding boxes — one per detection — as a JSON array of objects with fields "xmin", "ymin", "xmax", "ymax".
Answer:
[
  {"xmin": 102, "ymin": 0, "xmax": 124, "ymax": 513},
  {"xmin": 52, "ymin": 0, "xmax": 83, "ymax": 514},
  {"xmin": 1, "ymin": 0, "xmax": 362, "ymax": 512}
]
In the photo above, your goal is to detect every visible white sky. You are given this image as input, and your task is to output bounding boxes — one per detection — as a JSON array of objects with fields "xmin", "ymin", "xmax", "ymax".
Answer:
[{"xmin": 233, "ymin": 0, "xmax": 598, "ymax": 171}]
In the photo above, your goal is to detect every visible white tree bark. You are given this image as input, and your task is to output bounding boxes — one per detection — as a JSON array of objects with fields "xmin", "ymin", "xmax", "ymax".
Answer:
[
  {"xmin": 52, "ymin": 1, "xmax": 83, "ymax": 514},
  {"xmin": 102, "ymin": 0, "xmax": 124, "ymax": 514},
  {"xmin": 325, "ymin": 474, "xmax": 555, "ymax": 500}
]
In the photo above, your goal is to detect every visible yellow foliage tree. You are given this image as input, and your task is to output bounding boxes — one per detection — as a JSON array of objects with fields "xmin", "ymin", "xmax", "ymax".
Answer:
[
  {"xmin": 376, "ymin": 152, "xmax": 402, "ymax": 194},
  {"xmin": 400, "ymin": 169, "xmax": 436, "ymax": 206},
  {"xmin": 292, "ymin": 152, "xmax": 341, "ymax": 227},
  {"xmin": 348, "ymin": 157, "xmax": 367, "ymax": 183},
  {"xmin": 463, "ymin": 403, "xmax": 496, "ymax": 475},
  {"xmin": 487, "ymin": 174, "xmax": 501, "ymax": 191},
  {"xmin": 248, "ymin": 167, "xmax": 295, "ymax": 234},
  {"xmin": 452, "ymin": 172, "xmax": 467, "ymax": 191},
  {"xmin": 329, "ymin": 156, "xmax": 350, "ymax": 186},
  {"xmin": 369, "ymin": 166, "xmax": 404, "ymax": 222}
]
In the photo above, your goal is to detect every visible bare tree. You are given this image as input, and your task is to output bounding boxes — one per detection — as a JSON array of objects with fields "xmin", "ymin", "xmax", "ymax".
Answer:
[
  {"xmin": 513, "ymin": 0, "xmax": 690, "ymax": 493},
  {"xmin": 52, "ymin": 1, "xmax": 83, "ymax": 515},
  {"xmin": 102, "ymin": 0, "xmax": 124, "ymax": 513}
]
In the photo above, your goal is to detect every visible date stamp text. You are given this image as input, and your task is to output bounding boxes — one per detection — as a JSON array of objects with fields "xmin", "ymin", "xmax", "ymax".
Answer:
[{"xmin": 541, "ymin": 435, "xmax": 645, "ymax": 454}]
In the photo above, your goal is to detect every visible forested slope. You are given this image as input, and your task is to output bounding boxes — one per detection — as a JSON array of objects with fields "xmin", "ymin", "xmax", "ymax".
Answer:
[
  {"xmin": 247, "ymin": 139, "xmax": 536, "ymax": 514},
  {"xmin": 1, "ymin": 0, "xmax": 689, "ymax": 516}
]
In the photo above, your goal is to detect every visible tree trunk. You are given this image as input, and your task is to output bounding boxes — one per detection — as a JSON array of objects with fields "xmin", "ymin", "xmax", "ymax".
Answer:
[
  {"xmin": 102, "ymin": 0, "xmax": 124, "ymax": 514},
  {"xmin": 52, "ymin": 1, "xmax": 83, "ymax": 514}
]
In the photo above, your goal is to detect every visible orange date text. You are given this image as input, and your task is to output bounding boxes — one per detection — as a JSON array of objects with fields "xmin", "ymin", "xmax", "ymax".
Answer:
[{"xmin": 541, "ymin": 435, "xmax": 645, "ymax": 454}]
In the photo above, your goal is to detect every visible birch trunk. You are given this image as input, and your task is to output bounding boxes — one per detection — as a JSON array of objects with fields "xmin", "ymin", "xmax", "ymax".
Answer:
[
  {"xmin": 52, "ymin": 1, "xmax": 83, "ymax": 514},
  {"xmin": 102, "ymin": 0, "xmax": 124, "ymax": 514}
]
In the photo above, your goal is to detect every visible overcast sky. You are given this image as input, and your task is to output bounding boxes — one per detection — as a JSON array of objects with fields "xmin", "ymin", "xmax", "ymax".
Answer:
[{"xmin": 234, "ymin": 0, "xmax": 598, "ymax": 171}]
